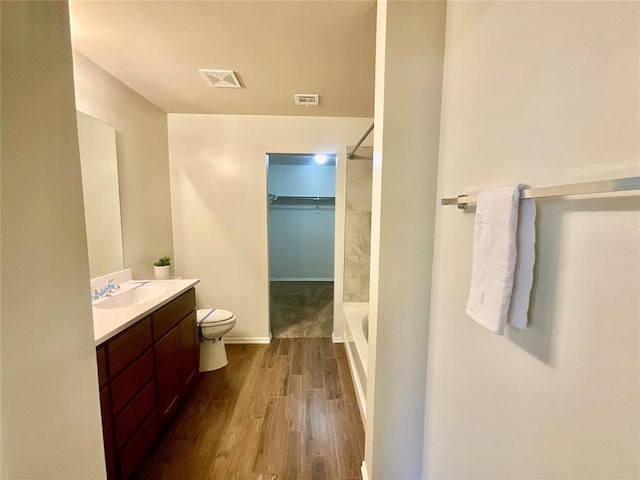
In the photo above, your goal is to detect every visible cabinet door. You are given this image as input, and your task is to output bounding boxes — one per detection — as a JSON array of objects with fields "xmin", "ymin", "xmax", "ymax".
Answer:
[
  {"xmin": 118, "ymin": 411, "xmax": 160, "ymax": 480},
  {"xmin": 99, "ymin": 386, "xmax": 117, "ymax": 480},
  {"xmin": 179, "ymin": 311, "xmax": 198, "ymax": 394},
  {"xmin": 154, "ymin": 326, "xmax": 181, "ymax": 425},
  {"xmin": 97, "ymin": 345, "xmax": 108, "ymax": 387}
]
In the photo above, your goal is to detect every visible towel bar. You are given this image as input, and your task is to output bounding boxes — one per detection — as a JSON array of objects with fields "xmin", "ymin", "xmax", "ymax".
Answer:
[{"xmin": 440, "ymin": 176, "xmax": 640, "ymax": 209}]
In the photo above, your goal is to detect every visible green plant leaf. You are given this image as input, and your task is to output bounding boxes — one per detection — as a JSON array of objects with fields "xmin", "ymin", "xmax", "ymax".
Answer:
[{"xmin": 153, "ymin": 255, "xmax": 171, "ymax": 266}]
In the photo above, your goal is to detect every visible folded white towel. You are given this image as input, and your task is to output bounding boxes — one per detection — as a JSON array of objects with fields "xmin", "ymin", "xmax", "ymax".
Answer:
[{"xmin": 466, "ymin": 185, "xmax": 536, "ymax": 334}]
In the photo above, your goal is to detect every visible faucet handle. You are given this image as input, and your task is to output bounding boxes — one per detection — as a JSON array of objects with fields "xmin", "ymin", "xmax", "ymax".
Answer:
[{"xmin": 104, "ymin": 279, "xmax": 120, "ymax": 296}]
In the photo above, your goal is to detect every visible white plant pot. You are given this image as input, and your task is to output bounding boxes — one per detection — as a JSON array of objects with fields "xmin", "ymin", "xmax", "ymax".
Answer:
[{"xmin": 154, "ymin": 265, "xmax": 171, "ymax": 280}]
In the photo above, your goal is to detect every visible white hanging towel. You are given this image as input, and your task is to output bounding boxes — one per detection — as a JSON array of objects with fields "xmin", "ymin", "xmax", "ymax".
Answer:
[{"xmin": 466, "ymin": 184, "xmax": 536, "ymax": 334}]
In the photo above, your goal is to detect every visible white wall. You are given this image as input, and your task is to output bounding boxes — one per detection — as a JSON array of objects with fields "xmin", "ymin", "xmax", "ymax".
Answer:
[
  {"xmin": 73, "ymin": 51, "xmax": 173, "ymax": 279},
  {"xmin": 424, "ymin": 2, "xmax": 639, "ymax": 478},
  {"xmin": 268, "ymin": 163, "xmax": 335, "ymax": 280},
  {"xmin": 268, "ymin": 207, "xmax": 335, "ymax": 280},
  {"xmin": 268, "ymin": 164, "xmax": 336, "ymax": 197},
  {"xmin": 168, "ymin": 115, "xmax": 372, "ymax": 341},
  {"xmin": 365, "ymin": 1, "xmax": 446, "ymax": 478},
  {"xmin": 1, "ymin": 2, "xmax": 106, "ymax": 478}
]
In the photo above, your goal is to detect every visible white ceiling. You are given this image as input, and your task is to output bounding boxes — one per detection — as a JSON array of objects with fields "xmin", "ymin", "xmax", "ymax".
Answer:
[{"xmin": 69, "ymin": 1, "xmax": 377, "ymax": 117}]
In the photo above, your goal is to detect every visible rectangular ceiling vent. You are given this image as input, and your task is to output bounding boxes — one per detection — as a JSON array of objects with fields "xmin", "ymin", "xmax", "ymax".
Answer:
[
  {"xmin": 199, "ymin": 69, "xmax": 242, "ymax": 88},
  {"xmin": 294, "ymin": 94, "xmax": 319, "ymax": 106}
]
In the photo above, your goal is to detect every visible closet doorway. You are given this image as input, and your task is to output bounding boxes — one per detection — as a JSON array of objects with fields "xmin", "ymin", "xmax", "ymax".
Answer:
[{"xmin": 267, "ymin": 153, "xmax": 336, "ymax": 338}]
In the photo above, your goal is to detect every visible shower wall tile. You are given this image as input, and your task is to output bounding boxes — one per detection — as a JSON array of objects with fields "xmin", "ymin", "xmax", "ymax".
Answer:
[
  {"xmin": 345, "ymin": 211, "xmax": 371, "ymax": 245},
  {"xmin": 346, "ymin": 159, "xmax": 373, "ymax": 212},
  {"xmin": 343, "ymin": 146, "xmax": 373, "ymax": 302}
]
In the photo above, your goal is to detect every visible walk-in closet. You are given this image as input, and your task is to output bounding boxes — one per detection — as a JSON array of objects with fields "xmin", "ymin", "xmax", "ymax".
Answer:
[{"xmin": 267, "ymin": 153, "xmax": 336, "ymax": 338}]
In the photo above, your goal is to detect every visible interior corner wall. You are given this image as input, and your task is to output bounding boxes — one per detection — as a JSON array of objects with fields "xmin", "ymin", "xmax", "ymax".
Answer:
[
  {"xmin": 73, "ymin": 51, "xmax": 173, "ymax": 279},
  {"xmin": 1, "ymin": 2, "xmax": 106, "ymax": 478},
  {"xmin": 365, "ymin": 1, "xmax": 446, "ymax": 478},
  {"xmin": 167, "ymin": 114, "xmax": 372, "ymax": 342},
  {"xmin": 424, "ymin": 2, "xmax": 639, "ymax": 478}
]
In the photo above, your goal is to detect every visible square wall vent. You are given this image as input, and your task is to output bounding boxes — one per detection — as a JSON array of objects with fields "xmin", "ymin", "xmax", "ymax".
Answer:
[
  {"xmin": 294, "ymin": 94, "xmax": 319, "ymax": 106},
  {"xmin": 199, "ymin": 69, "xmax": 242, "ymax": 88}
]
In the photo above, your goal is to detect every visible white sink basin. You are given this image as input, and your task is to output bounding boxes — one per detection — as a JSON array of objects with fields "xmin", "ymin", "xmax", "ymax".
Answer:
[{"xmin": 95, "ymin": 284, "xmax": 167, "ymax": 310}]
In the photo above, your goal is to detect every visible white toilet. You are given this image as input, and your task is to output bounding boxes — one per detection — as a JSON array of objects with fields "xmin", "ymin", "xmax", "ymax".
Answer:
[{"xmin": 196, "ymin": 308, "xmax": 236, "ymax": 372}]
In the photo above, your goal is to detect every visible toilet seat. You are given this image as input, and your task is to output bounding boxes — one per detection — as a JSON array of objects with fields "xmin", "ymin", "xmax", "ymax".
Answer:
[
  {"xmin": 196, "ymin": 308, "xmax": 236, "ymax": 342},
  {"xmin": 197, "ymin": 308, "xmax": 234, "ymax": 325}
]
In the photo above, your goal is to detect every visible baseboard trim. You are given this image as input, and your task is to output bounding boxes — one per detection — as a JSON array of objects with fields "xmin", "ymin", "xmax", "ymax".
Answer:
[
  {"xmin": 361, "ymin": 461, "xmax": 369, "ymax": 480},
  {"xmin": 332, "ymin": 333, "xmax": 344, "ymax": 343},
  {"xmin": 224, "ymin": 336, "xmax": 271, "ymax": 344}
]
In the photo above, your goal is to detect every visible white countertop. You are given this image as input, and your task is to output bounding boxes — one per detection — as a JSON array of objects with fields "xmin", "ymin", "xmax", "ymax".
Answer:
[{"xmin": 92, "ymin": 278, "xmax": 200, "ymax": 345}]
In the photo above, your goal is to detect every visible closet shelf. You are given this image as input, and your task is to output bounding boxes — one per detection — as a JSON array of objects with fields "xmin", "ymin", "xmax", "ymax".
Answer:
[{"xmin": 268, "ymin": 193, "xmax": 335, "ymax": 207}]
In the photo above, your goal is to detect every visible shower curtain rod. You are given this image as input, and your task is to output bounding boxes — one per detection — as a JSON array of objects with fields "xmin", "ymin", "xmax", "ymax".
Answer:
[{"xmin": 347, "ymin": 123, "xmax": 374, "ymax": 159}]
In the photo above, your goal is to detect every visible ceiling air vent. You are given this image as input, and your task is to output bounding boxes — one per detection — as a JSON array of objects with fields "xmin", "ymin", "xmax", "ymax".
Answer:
[
  {"xmin": 199, "ymin": 69, "xmax": 242, "ymax": 88},
  {"xmin": 294, "ymin": 94, "xmax": 319, "ymax": 106}
]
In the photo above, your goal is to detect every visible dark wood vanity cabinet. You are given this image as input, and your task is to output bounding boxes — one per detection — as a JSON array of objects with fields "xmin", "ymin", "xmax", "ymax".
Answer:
[
  {"xmin": 96, "ymin": 288, "xmax": 199, "ymax": 480},
  {"xmin": 154, "ymin": 322, "xmax": 181, "ymax": 423},
  {"xmin": 152, "ymin": 288, "xmax": 198, "ymax": 426},
  {"xmin": 179, "ymin": 311, "xmax": 199, "ymax": 392}
]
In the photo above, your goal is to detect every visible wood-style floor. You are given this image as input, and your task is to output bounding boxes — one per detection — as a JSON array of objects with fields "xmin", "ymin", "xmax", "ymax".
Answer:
[{"xmin": 135, "ymin": 338, "xmax": 364, "ymax": 480}]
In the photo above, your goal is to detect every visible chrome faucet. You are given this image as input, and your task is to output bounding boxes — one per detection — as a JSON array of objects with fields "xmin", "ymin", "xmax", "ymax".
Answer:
[
  {"xmin": 104, "ymin": 279, "xmax": 120, "ymax": 296},
  {"xmin": 91, "ymin": 279, "xmax": 120, "ymax": 301}
]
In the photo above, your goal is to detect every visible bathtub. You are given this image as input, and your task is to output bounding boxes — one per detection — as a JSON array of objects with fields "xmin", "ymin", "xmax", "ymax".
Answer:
[{"xmin": 343, "ymin": 302, "xmax": 369, "ymax": 421}]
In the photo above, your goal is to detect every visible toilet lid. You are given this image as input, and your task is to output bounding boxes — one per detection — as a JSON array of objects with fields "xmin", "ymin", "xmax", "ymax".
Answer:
[{"xmin": 196, "ymin": 308, "xmax": 234, "ymax": 325}]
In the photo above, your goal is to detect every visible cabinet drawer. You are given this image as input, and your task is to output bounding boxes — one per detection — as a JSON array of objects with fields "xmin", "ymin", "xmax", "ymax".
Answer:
[
  {"xmin": 152, "ymin": 288, "xmax": 195, "ymax": 340},
  {"xmin": 97, "ymin": 345, "xmax": 108, "ymax": 385},
  {"xmin": 115, "ymin": 380, "xmax": 156, "ymax": 449},
  {"xmin": 111, "ymin": 349, "xmax": 154, "ymax": 414},
  {"xmin": 118, "ymin": 410, "xmax": 160, "ymax": 480},
  {"xmin": 108, "ymin": 317, "xmax": 151, "ymax": 376}
]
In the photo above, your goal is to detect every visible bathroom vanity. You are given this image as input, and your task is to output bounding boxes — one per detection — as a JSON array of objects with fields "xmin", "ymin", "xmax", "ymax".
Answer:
[{"xmin": 93, "ymin": 277, "xmax": 200, "ymax": 480}]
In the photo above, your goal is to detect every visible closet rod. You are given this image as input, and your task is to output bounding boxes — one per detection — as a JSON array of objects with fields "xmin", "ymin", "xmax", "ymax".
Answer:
[
  {"xmin": 440, "ymin": 176, "xmax": 640, "ymax": 209},
  {"xmin": 270, "ymin": 194, "xmax": 335, "ymax": 201},
  {"xmin": 347, "ymin": 123, "xmax": 374, "ymax": 159}
]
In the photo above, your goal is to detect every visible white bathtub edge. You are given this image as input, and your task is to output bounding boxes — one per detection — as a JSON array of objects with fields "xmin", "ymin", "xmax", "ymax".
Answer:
[
  {"xmin": 343, "ymin": 301, "xmax": 369, "ymax": 424},
  {"xmin": 344, "ymin": 333, "xmax": 367, "ymax": 423}
]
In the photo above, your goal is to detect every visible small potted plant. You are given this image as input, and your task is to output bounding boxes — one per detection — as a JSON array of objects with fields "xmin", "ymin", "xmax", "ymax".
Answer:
[{"xmin": 153, "ymin": 255, "xmax": 171, "ymax": 279}]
